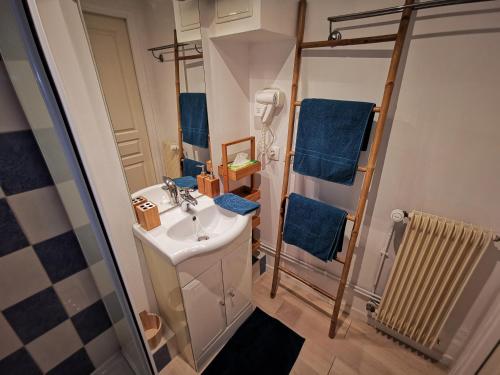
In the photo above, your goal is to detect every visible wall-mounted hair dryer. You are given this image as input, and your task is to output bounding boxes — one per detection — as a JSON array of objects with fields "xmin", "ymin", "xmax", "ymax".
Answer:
[
  {"xmin": 254, "ymin": 89, "xmax": 284, "ymax": 163},
  {"xmin": 254, "ymin": 89, "xmax": 284, "ymax": 125}
]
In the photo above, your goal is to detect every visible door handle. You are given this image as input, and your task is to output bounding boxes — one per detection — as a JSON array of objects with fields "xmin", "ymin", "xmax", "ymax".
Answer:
[
  {"xmin": 219, "ymin": 299, "xmax": 225, "ymax": 306},
  {"xmin": 228, "ymin": 289, "xmax": 236, "ymax": 298}
]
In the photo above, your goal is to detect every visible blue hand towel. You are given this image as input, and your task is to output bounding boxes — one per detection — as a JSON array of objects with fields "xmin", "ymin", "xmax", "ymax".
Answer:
[
  {"xmin": 293, "ymin": 98, "xmax": 375, "ymax": 186},
  {"xmin": 183, "ymin": 158, "xmax": 204, "ymax": 177},
  {"xmin": 179, "ymin": 93, "xmax": 209, "ymax": 148},
  {"xmin": 173, "ymin": 176, "xmax": 197, "ymax": 189},
  {"xmin": 214, "ymin": 193, "xmax": 260, "ymax": 215},
  {"xmin": 283, "ymin": 193, "xmax": 347, "ymax": 262}
]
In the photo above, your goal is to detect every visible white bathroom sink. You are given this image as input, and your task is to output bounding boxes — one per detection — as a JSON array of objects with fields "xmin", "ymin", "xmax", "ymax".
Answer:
[
  {"xmin": 132, "ymin": 190, "xmax": 251, "ymax": 265},
  {"xmin": 167, "ymin": 204, "xmax": 239, "ymax": 243}
]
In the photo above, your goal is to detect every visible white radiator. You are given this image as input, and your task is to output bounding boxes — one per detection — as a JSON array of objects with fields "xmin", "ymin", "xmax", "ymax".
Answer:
[{"xmin": 376, "ymin": 211, "xmax": 493, "ymax": 350}]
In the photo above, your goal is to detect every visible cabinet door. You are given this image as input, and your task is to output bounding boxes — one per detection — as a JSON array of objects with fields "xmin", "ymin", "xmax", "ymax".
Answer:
[
  {"xmin": 174, "ymin": 0, "xmax": 200, "ymax": 31},
  {"xmin": 216, "ymin": 0, "xmax": 253, "ymax": 23},
  {"xmin": 182, "ymin": 262, "xmax": 226, "ymax": 358},
  {"xmin": 222, "ymin": 241, "xmax": 252, "ymax": 325}
]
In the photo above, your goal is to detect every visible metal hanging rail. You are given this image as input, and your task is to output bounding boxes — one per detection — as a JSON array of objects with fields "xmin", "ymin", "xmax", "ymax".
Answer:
[
  {"xmin": 328, "ymin": 0, "xmax": 496, "ymax": 40},
  {"xmin": 147, "ymin": 40, "xmax": 202, "ymax": 62}
]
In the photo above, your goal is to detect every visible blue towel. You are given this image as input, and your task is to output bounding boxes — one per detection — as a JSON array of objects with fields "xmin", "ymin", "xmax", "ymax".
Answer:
[
  {"xmin": 214, "ymin": 193, "xmax": 260, "ymax": 215},
  {"xmin": 183, "ymin": 158, "xmax": 204, "ymax": 177},
  {"xmin": 173, "ymin": 176, "xmax": 197, "ymax": 189},
  {"xmin": 179, "ymin": 93, "xmax": 209, "ymax": 148},
  {"xmin": 293, "ymin": 99, "xmax": 375, "ymax": 186},
  {"xmin": 283, "ymin": 193, "xmax": 347, "ymax": 262}
]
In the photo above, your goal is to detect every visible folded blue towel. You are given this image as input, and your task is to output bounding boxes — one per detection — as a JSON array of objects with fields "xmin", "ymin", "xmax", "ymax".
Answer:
[
  {"xmin": 183, "ymin": 158, "xmax": 204, "ymax": 178},
  {"xmin": 214, "ymin": 193, "xmax": 260, "ymax": 215},
  {"xmin": 283, "ymin": 193, "xmax": 347, "ymax": 262},
  {"xmin": 179, "ymin": 93, "xmax": 209, "ymax": 148},
  {"xmin": 293, "ymin": 99, "xmax": 375, "ymax": 186},
  {"xmin": 173, "ymin": 176, "xmax": 197, "ymax": 189}
]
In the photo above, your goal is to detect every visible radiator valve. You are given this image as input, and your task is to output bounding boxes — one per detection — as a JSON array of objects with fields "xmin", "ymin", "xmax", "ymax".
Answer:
[{"xmin": 366, "ymin": 301, "xmax": 377, "ymax": 313}]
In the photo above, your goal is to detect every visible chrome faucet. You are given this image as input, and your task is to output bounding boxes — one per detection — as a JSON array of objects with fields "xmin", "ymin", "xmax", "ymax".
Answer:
[
  {"xmin": 162, "ymin": 176, "xmax": 179, "ymax": 205},
  {"xmin": 179, "ymin": 188, "xmax": 198, "ymax": 212}
]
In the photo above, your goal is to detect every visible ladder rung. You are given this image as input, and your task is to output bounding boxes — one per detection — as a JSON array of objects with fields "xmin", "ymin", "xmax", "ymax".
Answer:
[
  {"xmin": 300, "ymin": 33, "xmax": 397, "ymax": 49},
  {"xmin": 295, "ymin": 101, "xmax": 380, "ymax": 113},
  {"xmin": 287, "ymin": 151, "xmax": 367, "ymax": 173},
  {"xmin": 177, "ymin": 53, "xmax": 203, "ymax": 61},
  {"xmin": 284, "ymin": 193, "xmax": 355, "ymax": 220},
  {"xmin": 279, "ymin": 266, "xmax": 336, "ymax": 301}
]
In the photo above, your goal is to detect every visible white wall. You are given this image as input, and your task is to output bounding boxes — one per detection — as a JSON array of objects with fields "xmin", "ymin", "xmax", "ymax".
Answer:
[
  {"xmin": 199, "ymin": 0, "xmax": 252, "ymax": 169},
  {"xmin": 245, "ymin": 0, "xmax": 500, "ymax": 363}
]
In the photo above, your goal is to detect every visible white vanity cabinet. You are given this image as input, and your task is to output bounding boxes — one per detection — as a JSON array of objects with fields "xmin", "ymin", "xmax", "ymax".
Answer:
[
  {"xmin": 181, "ymin": 238, "xmax": 252, "ymax": 360},
  {"xmin": 221, "ymin": 243, "xmax": 252, "ymax": 324},
  {"xmin": 182, "ymin": 262, "xmax": 227, "ymax": 359},
  {"xmin": 140, "ymin": 221, "xmax": 253, "ymax": 371}
]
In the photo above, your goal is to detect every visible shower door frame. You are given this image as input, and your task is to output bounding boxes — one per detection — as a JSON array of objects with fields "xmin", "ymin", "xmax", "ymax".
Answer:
[{"xmin": 1, "ymin": 0, "xmax": 154, "ymax": 373}]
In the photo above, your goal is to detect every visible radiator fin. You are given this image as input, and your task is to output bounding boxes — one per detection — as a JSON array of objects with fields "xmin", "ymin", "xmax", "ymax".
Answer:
[{"xmin": 376, "ymin": 211, "xmax": 492, "ymax": 349}]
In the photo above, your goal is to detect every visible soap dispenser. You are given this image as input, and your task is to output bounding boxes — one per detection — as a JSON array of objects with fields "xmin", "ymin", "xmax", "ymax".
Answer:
[
  {"xmin": 204, "ymin": 171, "xmax": 220, "ymax": 198},
  {"xmin": 196, "ymin": 164, "xmax": 207, "ymax": 194}
]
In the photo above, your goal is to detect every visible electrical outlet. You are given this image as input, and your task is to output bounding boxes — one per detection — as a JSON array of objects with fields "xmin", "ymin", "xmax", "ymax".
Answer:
[{"xmin": 268, "ymin": 146, "xmax": 280, "ymax": 161}]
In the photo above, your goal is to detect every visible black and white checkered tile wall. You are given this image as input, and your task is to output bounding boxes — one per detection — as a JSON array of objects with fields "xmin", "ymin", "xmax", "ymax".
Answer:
[{"xmin": 0, "ymin": 63, "xmax": 124, "ymax": 374}]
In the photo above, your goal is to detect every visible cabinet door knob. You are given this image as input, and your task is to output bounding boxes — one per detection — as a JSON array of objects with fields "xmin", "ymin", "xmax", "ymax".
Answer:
[
  {"xmin": 228, "ymin": 289, "xmax": 236, "ymax": 297},
  {"xmin": 219, "ymin": 300, "xmax": 225, "ymax": 306}
]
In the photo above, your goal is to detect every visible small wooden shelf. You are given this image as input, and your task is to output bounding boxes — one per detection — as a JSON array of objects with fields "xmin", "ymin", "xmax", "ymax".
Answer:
[
  {"xmin": 230, "ymin": 186, "xmax": 260, "ymax": 202},
  {"xmin": 218, "ymin": 161, "xmax": 261, "ymax": 181},
  {"xmin": 221, "ymin": 137, "xmax": 261, "ymax": 256},
  {"xmin": 252, "ymin": 215, "xmax": 260, "ymax": 228},
  {"xmin": 252, "ymin": 238, "xmax": 260, "ymax": 253}
]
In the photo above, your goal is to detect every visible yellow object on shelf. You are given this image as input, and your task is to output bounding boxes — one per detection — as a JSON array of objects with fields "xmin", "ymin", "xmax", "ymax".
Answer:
[
  {"xmin": 218, "ymin": 161, "xmax": 261, "ymax": 181},
  {"xmin": 229, "ymin": 160, "xmax": 258, "ymax": 171}
]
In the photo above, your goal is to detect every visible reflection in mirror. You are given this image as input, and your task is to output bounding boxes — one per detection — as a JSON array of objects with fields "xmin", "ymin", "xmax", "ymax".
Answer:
[
  {"xmin": 149, "ymin": 33, "xmax": 209, "ymax": 180},
  {"xmin": 81, "ymin": 0, "xmax": 209, "ymax": 196}
]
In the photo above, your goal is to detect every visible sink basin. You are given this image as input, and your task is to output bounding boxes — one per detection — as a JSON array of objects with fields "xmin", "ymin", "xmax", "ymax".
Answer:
[
  {"xmin": 167, "ymin": 205, "xmax": 238, "ymax": 243},
  {"xmin": 132, "ymin": 192, "xmax": 251, "ymax": 265}
]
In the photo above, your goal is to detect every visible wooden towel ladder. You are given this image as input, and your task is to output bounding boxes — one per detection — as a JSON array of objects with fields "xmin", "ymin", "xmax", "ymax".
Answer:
[{"xmin": 270, "ymin": 0, "xmax": 415, "ymax": 338}]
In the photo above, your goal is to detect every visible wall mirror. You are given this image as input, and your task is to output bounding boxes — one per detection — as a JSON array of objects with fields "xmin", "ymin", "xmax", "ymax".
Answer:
[{"xmin": 81, "ymin": 0, "xmax": 210, "ymax": 196}]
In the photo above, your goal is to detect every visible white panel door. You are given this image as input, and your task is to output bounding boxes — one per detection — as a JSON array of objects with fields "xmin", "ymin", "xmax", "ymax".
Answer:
[
  {"xmin": 182, "ymin": 262, "xmax": 226, "ymax": 358},
  {"xmin": 222, "ymin": 242, "xmax": 252, "ymax": 325},
  {"xmin": 83, "ymin": 13, "xmax": 156, "ymax": 193}
]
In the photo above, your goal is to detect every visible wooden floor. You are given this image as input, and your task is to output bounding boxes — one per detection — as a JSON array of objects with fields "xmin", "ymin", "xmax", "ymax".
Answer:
[{"xmin": 160, "ymin": 272, "xmax": 447, "ymax": 375}]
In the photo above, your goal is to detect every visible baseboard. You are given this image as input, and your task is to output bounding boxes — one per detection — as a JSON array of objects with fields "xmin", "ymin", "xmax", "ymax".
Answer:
[{"xmin": 259, "ymin": 242, "xmax": 381, "ymax": 301}]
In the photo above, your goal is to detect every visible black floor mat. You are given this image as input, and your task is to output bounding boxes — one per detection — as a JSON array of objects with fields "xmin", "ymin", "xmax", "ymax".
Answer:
[{"xmin": 202, "ymin": 307, "xmax": 304, "ymax": 375}]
